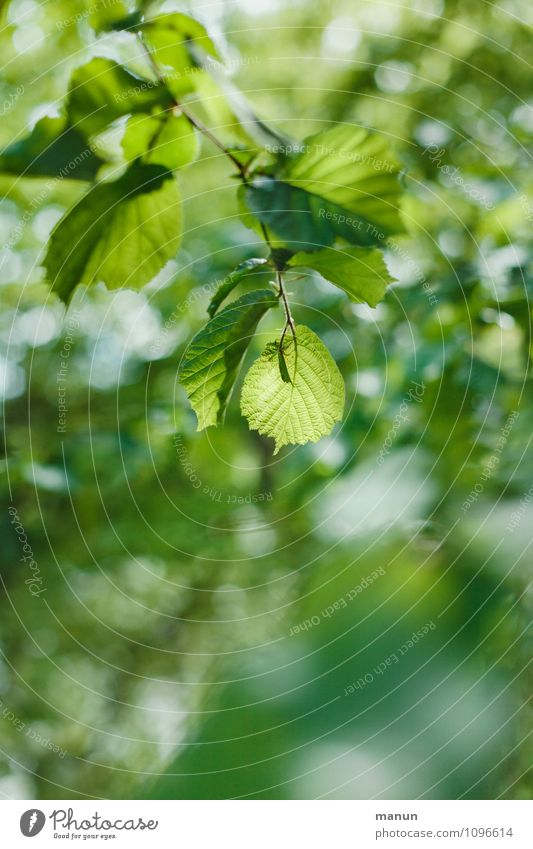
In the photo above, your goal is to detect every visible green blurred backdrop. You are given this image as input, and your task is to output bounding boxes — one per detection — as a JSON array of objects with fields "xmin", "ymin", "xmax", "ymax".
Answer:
[{"xmin": 0, "ymin": 0, "xmax": 532, "ymax": 799}]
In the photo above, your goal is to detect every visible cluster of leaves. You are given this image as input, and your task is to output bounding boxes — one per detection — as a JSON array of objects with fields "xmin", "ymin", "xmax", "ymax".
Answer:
[{"xmin": 1, "ymin": 7, "xmax": 405, "ymax": 452}]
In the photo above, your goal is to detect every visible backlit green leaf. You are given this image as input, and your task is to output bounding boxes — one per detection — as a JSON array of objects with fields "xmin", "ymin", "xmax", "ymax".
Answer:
[
  {"xmin": 282, "ymin": 124, "xmax": 404, "ymax": 236},
  {"xmin": 139, "ymin": 13, "xmax": 219, "ymax": 97},
  {"xmin": 67, "ymin": 58, "xmax": 172, "ymax": 138},
  {"xmin": 240, "ymin": 125, "xmax": 404, "ymax": 251},
  {"xmin": 89, "ymin": 0, "xmax": 129, "ymax": 31},
  {"xmin": 289, "ymin": 246, "xmax": 394, "ymax": 307},
  {"xmin": 122, "ymin": 112, "xmax": 199, "ymax": 170},
  {"xmin": 180, "ymin": 289, "xmax": 278, "ymax": 430},
  {"xmin": 241, "ymin": 325, "xmax": 345, "ymax": 453},
  {"xmin": 193, "ymin": 69, "xmax": 289, "ymax": 151},
  {"xmin": 45, "ymin": 163, "xmax": 181, "ymax": 301},
  {"xmin": 239, "ymin": 178, "xmax": 396, "ymax": 252}
]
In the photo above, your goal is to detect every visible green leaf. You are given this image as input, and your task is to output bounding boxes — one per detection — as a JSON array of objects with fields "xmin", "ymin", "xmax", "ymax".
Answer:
[
  {"xmin": 179, "ymin": 290, "xmax": 278, "ymax": 430},
  {"xmin": 138, "ymin": 13, "xmax": 219, "ymax": 97},
  {"xmin": 122, "ymin": 111, "xmax": 199, "ymax": 171},
  {"xmin": 240, "ymin": 125, "xmax": 404, "ymax": 251},
  {"xmin": 289, "ymin": 246, "xmax": 394, "ymax": 308},
  {"xmin": 239, "ymin": 178, "xmax": 394, "ymax": 251},
  {"xmin": 0, "ymin": 116, "xmax": 105, "ymax": 180},
  {"xmin": 121, "ymin": 114, "xmax": 160, "ymax": 161},
  {"xmin": 45, "ymin": 163, "xmax": 181, "ymax": 302},
  {"xmin": 141, "ymin": 13, "xmax": 219, "ymax": 61},
  {"xmin": 282, "ymin": 124, "xmax": 404, "ymax": 236},
  {"xmin": 207, "ymin": 258, "xmax": 269, "ymax": 317},
  {"xmin": 241, "ymin": 325, "xmax": 345, "ymax": 454},
  {"xmin": 95, "ymin": 12, "xmax": 142, "ymax": 33},
  {"xmin": 67, "ymin": 58, "xmax": 172, "ymax": 138},
  {"xmin": 89, "ymin": 0, "xmax": 129, "ymax": 31}
]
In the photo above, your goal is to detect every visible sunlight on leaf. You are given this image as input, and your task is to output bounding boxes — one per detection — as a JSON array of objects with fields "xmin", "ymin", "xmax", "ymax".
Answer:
[{"xmin": 241, "ymin": 325, "xmax": 345, "ymax": 453}]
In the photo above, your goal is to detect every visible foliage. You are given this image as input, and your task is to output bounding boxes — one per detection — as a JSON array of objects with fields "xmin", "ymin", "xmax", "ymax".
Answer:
[
  {"xmin": 1, "ymin": 9, "xmax": 404, "ymax": 451},
  {"xmin": 179, "ymin": 289, "xmax": 278, "ymax": 429}
]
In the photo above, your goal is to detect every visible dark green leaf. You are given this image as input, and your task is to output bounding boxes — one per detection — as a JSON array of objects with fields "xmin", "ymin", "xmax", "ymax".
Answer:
[
  {"xmin": 240, "ymin": 178, "xmax": 390, "ymax": 251},
  {"xmin": 277, "ymin": 342, "xmax": 292, "ymax": 383},
  {"xmin": 207, "ymin": 258, "xmax": 269, "ymax": 317},
  {"xmin": 179, "ymin": 290, "xmax": 278, "ymax": 429},
  {"xmin": 0, "ymin": 116, "xmax": 105, "ymax": 180},
  {"xmin": 89, "ymin": 0, "xmax": 129, "ymax": 31},
  {"xmin": 93, "ymin": 10, "xmax": 141, "ymax": 33},
  {"xmin": 240, "ymin": 125, "xmax": 404, "ymax": 251},
  {"xmin": 281, "ymin": 124, "xmax": 405, "ymax": 236}
]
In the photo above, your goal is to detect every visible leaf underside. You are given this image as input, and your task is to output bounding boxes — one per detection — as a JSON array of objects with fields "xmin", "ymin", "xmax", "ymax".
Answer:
[{"xmin": 241, "ymin": 325, "xmax": 345, "ymax": 454}]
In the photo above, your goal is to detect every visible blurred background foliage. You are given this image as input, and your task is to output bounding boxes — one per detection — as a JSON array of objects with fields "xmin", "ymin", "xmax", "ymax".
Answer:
[{"xmin": 0, "ymin": 0, "xmax": 532, "ymax": 799}]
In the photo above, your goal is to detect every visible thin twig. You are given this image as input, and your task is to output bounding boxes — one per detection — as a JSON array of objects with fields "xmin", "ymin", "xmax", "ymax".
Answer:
[
  {"xmin": 136, "ymin": 33, "xmax": 247, "ymax": 176},
  {"xmin": 136, "ymin": 32, "xmax": 285, "ymax": 298}
]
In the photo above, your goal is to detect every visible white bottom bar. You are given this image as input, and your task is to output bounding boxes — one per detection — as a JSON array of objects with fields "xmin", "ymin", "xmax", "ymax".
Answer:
[{"xmin": 2, "ymin": 800, "xmax": 531, "ymax": 848}]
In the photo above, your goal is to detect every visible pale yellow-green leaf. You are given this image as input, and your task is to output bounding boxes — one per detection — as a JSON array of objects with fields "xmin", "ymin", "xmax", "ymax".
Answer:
[{"xmin": 241, "ymin": 325, "xmax": 345, "ymax": 453}]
